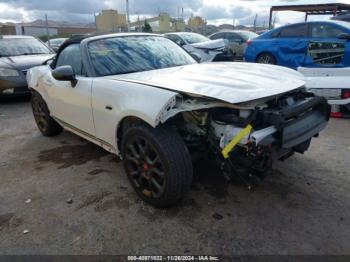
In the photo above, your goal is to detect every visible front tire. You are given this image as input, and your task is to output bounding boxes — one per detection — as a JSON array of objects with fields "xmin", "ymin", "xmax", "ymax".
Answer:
[
  {"xmin": 121, "ymin": 124, "xmax": 193, "ymax": 207},
  {"xmin": 256, "ymin": 53, "xmax": 276, "ymax": 65},
  {"xmin": 31, "ymin": 91, "xmax": 63, "ymax": 137}
]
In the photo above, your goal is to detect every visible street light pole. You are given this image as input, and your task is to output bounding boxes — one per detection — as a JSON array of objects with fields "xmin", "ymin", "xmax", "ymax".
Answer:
[
  {"xmin": 126, "ymin": 0, "xmax": 130, "ymax": 31},
  {"xmin": 45, "ymin": 14, "xmax": 49, "ymax": 43}
]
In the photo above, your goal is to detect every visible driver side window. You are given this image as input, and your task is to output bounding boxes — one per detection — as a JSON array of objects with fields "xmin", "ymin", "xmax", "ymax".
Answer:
[{"xmin": 56, "ymin": 44, "xmax": 83, "ymax": 76}]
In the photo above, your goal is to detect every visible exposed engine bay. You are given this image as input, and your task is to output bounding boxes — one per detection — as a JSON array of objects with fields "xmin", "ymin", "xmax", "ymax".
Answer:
[{"xmin": 167, "ymin": 90, "xmax": 331, "ymax": 186}]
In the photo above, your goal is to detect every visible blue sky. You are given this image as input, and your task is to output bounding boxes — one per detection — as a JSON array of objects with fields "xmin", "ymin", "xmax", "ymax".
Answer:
[{"xmin": 0, "ymin": 0, "xmax": 347, "ymax": 26}]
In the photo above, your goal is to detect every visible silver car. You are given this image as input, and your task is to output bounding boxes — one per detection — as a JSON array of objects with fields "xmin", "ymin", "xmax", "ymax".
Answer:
[{"xmin": 209, "ymin": 30, "xmax": 258, "ymax": 59}]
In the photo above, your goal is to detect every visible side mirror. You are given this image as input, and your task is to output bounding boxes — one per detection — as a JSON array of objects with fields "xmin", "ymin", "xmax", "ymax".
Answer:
[
  {"xmin": 52, "ymin": 65, "xmax": 77, "ymax": 87},
  {"xmin": 337, "ymin": 33, "xmax": 350, "ymax": 40}
]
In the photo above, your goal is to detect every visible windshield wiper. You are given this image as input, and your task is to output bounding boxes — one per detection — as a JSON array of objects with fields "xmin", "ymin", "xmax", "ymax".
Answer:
[{"xmin": 17, "ymin": 52, "xmax": 47, "ymax": 56}]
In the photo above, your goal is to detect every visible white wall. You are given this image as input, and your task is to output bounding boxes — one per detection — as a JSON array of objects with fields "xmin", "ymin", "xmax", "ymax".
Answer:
[{"xmin": 20, "ymin": 26, "xmax": 58, "ymax": 36}]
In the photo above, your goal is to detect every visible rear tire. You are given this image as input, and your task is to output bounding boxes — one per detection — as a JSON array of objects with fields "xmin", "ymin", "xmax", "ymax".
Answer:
[
  {"xmin": 256, "ymin": 53, "xmax": 276, "ymax": 65},
  {"xmin": 121, "ymin": 124, "xmax": 193, "ymax": 207},
  {"xmin": 31, "ymin": 91, "xmax": 63, "ymax": 137}
]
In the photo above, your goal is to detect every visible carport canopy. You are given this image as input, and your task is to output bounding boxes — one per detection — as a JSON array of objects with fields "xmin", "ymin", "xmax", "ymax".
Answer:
[{"xmin": 269, "ymin": 3, "xmax": 350, "ymax": 28}]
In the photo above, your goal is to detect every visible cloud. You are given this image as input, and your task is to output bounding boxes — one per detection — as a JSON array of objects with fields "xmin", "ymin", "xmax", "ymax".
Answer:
[
  {"xmin": 0, "ymin": 0, "xmax": 344, "ymax": 25},
  {"xmin": 0, "ymin": 0, "xmax": 106, "ymax": 14},
  {"xmin": 0, "ymin": 0, "xmax": 204, "ymax": 23}
]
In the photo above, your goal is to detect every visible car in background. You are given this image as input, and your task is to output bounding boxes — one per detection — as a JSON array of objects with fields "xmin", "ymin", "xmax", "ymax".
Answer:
[
  {"xmin": 163, "ymin": 32, "xmax": 231, "ymax": 62},
  {"xmin": 209, "ymin": 30, "xmax": 258, "ymax": 59},
  {"xmin": 46, "ymin": 38, "xmax": 68, "ymax": 52},
  {"xmin": 244, "ymin": 21, "xmax": 350, "ymax": 69},
  {"xmin": 332, "ymin": 13, "xmax": 350, "ymax": 22},
  {"xmin": 0, "ymin": 35, "xmax": 54, "ymax": 97}
]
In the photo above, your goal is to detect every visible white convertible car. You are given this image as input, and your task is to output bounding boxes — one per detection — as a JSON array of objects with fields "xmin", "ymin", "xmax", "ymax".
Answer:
[{"xmin": 27, "ymin": 33, "xmax": 330, "ymax": 207}]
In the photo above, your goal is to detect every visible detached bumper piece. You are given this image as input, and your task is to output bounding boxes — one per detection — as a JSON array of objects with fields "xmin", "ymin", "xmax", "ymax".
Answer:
[
  {"xmin": 260, "ymin": 96, "xmax": 330, "ymax": 153},
  {"xmin": 219, "ymin": 94, "xmax": 330, "ymax": 188}
]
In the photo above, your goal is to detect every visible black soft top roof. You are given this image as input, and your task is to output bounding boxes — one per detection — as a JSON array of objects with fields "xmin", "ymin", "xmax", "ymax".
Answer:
[
  {"xmin": 57, "ymin": 34, "xmax": 91, "ymax": 52},
  {"xmin": 51, "ymin": 34, "xmax": 91, "ymax": 68}
]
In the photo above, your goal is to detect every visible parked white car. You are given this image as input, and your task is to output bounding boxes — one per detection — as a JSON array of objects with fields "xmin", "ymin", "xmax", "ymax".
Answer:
[
  {"xmin": 163, "ymin": 32, "xmax": 231, "ymax": 62},
  {"xmin": 27, "ymin": 33, "xmax": 330, "ymax": 207},
  {"xmin": 299, "ymin": 67, "xmax": 350, "ymax": 117}
]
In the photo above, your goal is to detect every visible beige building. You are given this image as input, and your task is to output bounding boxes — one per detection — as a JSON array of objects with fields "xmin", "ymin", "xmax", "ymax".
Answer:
[
  {"xmin": 0, "ymin": 23, "xmax": 16, "ymax": 35},
  {"xmin": 129, "ymin": 13, "xmax": 186, "ymax": 33},
  {"xmin": 172, "ymin": 19, "xmax": 186, "ymax": 32},
  {"xmin": 158, "ymin": 13, "xmax": 171, "ymax": 32},
  {"xmin": 96, "ymin": 9, "xmax": 127, "ymax": 33},
  {"xmin": 130, "ymin": 13, "xmax": 173, "ymax": 33},
  {"xmin": 188, "ymin": 16, "xmax": 206, "ymax": 29}
]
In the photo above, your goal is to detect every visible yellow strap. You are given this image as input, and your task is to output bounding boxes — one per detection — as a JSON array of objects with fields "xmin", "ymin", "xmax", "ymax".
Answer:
[{"xmin": 221, "ymin": 124, "xmax": 253, "ymax": 159}]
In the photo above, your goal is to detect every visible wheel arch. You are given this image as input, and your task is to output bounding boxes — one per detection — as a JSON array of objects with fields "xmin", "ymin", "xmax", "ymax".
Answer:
[{"xmin": 115, "ymin": 115, "xmax": 157, "ymax": 156}]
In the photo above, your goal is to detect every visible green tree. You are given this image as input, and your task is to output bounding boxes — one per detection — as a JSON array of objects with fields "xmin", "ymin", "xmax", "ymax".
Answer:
[{"xmin": 142, "ymin": 20, "xmax": 153, "ymax": 33}]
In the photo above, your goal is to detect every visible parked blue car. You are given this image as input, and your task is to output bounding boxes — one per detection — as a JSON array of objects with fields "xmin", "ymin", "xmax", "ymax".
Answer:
[{"xmin": 244, "ymin": 20, "xmax": 350, "ymax": 69}]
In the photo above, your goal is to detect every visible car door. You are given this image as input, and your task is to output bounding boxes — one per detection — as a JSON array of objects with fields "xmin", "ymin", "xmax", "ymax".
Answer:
[
  {"xmin": 276, "ymin": 23, "xmax": 309, "ymax": 68},
  {"xmin": 304, "ymin": 22, "xmax": 349, "ymax": 68},
  {"xmin": 46, "ymin": 43, "xmax": 95, "ymax": 135}
]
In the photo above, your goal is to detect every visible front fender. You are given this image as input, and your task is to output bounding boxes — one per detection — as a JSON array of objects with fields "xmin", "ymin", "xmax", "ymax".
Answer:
[
  {"xmin": 91, "ymin": 78, "xmax": 178, "ymax": 154},
  {"xmin": 27, "ymin": 65, "xmax": 52, "ymax": 102}
]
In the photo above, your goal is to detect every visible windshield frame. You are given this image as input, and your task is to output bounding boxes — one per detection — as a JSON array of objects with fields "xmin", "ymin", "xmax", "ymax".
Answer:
[
  {"xmin": 83, "ymin": 34, "xmax": 197, "ymax": 77},
  {"xmin": 0, "ymin": 37, "xmax": 53, "ymax": 57}
]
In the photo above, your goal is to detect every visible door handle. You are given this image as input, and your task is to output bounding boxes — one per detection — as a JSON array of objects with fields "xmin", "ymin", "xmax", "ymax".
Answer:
[{"xmin": 105, "ymin": 105, "xmax": 113, "ymax": 110}]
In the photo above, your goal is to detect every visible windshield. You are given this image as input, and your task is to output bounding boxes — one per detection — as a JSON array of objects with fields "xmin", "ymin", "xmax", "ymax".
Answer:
[
  {"xmin": 88, "ymin": 36, "xmax": 196, "ymax": 76},
  {"xmin": 49, "ymin": 38, "xmax": 66, "ymax": 45},
  {"xmin": 0, "ymin": 38, "xmax": 52, "ymax": 57},
  {"xmin": 180, "ymin": 33, "xmax": 210, "ymax": 44}
]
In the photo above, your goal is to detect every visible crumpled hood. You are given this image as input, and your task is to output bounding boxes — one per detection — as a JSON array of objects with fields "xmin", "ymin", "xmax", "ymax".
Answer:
[
  {"xmin": 106, "ymin": 62, "xmax": 306, "ymax": 104},
  {"xmin": 190, "ymin": 39, "xmax": 226, "ymax": 50},
  {"xmin": 0, "ymin": 54, "xmax": 54, "ymax": 71}
]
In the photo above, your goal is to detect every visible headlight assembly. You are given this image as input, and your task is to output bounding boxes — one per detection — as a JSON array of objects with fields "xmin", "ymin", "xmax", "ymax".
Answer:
[{"xmin": 0, "ymin": 68, "xmax": 20, "ymax": 77}]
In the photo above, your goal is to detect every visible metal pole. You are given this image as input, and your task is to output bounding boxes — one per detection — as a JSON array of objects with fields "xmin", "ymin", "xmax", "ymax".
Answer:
[
  {"xmin": 268, "ymin": 8, "xmax": 273, "ymax": 29},
  {"xmin": 126, "ymin": 0, "xmax": 130, "ymax": 32},
  {"xmin": 94, "ymin": 13, "xmax": 97, "ymax": 32},
  {"xmin": 45, "ymin": 14, "xmax": 49, "ymax": 43}
]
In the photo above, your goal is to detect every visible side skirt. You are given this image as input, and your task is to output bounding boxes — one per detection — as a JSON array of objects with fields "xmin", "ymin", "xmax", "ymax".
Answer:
[{"xmin": 53, "ymin": 116, "xmax": 117, "ymax": 155}]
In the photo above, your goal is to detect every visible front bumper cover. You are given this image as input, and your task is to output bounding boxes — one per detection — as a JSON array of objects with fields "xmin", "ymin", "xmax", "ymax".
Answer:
[
  {"xmin": 260, "ymin": 96, "xmax": 331, "ymax": 151},
  {"xmin": 0, "ymin": 73, "xmax": 29, "ymax": 96}
]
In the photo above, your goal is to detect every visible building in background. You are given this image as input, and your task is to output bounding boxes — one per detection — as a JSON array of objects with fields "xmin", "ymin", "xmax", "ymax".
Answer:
[
  {"xmin": 0, "ymin": 23, "xmax": 16, "ymax": 35},
  {"xmin": 130, "ymin": 13, "xmax": 186, "ymax": 33},
  {"xmin": 0, "ymin": 20, "xmax": 95, "ymax": 38},
  {"xmin": 188, "ymin": 15, "xmax": 206, "ymax": 30},
  {"xmin": 172, "ymin": 18, "xmax": 186, "ymax": 32},
  {"xmin": 95, "ymin": 9, "xmax": 127, "ymax": 33}
]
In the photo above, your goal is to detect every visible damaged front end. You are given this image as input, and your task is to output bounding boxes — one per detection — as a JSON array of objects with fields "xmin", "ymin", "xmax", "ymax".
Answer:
[{"xmin": 164, "ymin": 90, "xmax": 330, "ymax": 185}]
